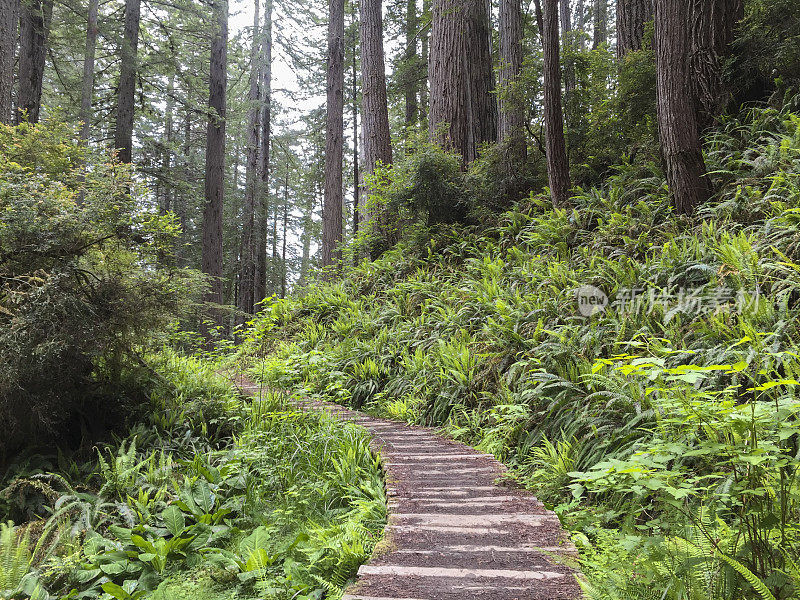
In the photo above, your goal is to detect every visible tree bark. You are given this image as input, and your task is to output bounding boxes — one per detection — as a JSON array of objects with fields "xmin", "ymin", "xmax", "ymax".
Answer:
[
  {"xmin": 419, "ymin": 0, "xmax": 430, "ymax": 124},
  {"xmin": 560, "ymin": 0, "xmax": 575, "ymax": 99},
  {"xmin": 688, "ymin": 0, "xmax": 742, "ymax": 131},
  {"xmin": 429, "ymin": 0, "xmax": 497, "ymax": 167},
  {"xmin": 351, "ymin": 4, "xmax": 360, "ymax": 237},
  {"xmin": 16, "ymin": 0, "xmax": 52, "ymax": 124},
  {"xmin": 655, "ymin": 0, "xmax": 712, "ymax": 215},
  {"xmin": 239, "ymin": 0, "xmax": 261, "ymax": 318},
  {"xmin": 255, "ymin": 0, "xmax": 272, "ymax": 304},
  {"xmin": 404, "ymin": 0, "xmax": 418, "ymax": 126},
  {"xmin": 542, "ymin": 0, "xmax": 571, "ymax": 206},
  {"xmin": 592, "ymin": 0, "xmax": 606, "ymax": 49},
  {"xmin": 360, "ymin": 0, "xmax": 393, "ymax": 175},
  {"xmin": 113, "ymin": 0, "xmax": 140, "ymax": 162},
  {"xmin": 201, "ymin": 0, "xmax": 228, "ymax": 311},
  {"xmin": 498, "ymin": 0, "xmax": 525, "ymax": 162},
  {"xmin": 79, "ymin": 0, "xmax": 99, "ymax": 142},
  {"xmin": 322, "ymin": 0, "xmax": 344, "ymax": 273},
  {"xmin": 0, "ymin": 0, "xmax": 18, "ymax": 124},
  {"xmin": 281, "ymin": 162, "xmax": 288, "ymax": 299},
  {"xmin": 617, "ymin": 0, "xmax": 653, "ymax": 57}
]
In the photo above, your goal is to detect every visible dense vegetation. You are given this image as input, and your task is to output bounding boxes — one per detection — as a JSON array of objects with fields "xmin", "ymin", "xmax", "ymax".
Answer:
[{"xmin": 238, "ymin": 101, "xmax": 800, "ymax": 599}]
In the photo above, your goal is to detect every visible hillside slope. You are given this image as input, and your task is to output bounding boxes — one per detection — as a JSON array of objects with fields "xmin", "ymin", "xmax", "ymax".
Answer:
[{"xmin": 242, "ymin": 103, "xmax": 800, "ymax": 600}]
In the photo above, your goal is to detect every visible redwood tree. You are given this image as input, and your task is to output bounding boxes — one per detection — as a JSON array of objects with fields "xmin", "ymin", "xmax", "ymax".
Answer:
[
  {"xmin": 255, "ymin": 0, "xmax": 273, "ymax": 304},
  {"xmin": 322, "ymin": 0, "xmax": 345, "ymax": 273},
  {"xmin": 429, "ymin": 0, "xmax": 497, "ymax": 167},
  {"xmin": 617, "ymin": 0, "xmax": 653, "ymax": 57},
  {"xmin": 239, "ymin": 0, "xmax": 261, "ymax": 317},
  {"xmin": 16, "ymin": 0, "xmax": 53, "ymax": 124},
  {"xmin": 0, "ymin": 0, "xmax": 18, "ymax": 124},
  {"xmin": 360, "ymin": 0, "xmax": 392, "ymax": 175},
  {"xmin": 498, "ymin": 0, "xmax": 525, "ymax": 162},
  {"xmin": 201, "ymin": 0, "xmax": 228, "ymax": 309},
  {"xmin": 655, "ymin": 0, "xmax": 712, "ymax": 214},
  {"xmin": 113, "ymin": 0, "xmax": 141, "ymax": 162},
  {"xmin": 542, "ymin": 0, "xmax": 571, "ymax": 206},
  {"xmin": 79, "ymin": 0, "xmax": 100, "ymax": 142}
]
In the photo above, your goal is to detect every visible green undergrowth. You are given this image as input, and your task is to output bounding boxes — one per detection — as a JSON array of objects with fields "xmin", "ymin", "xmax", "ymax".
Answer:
[
  {"xmin": 0, "ymin": 349, "xmax": 386, "ymax": 600},
  {"xmin": 238, "ymin": 103, "xmax": 800, "ymax": 599}
]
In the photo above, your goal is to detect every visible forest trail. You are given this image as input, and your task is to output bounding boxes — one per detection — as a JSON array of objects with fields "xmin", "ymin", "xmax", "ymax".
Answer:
[{"xmin": 238, "ymin": 380, "xmax": 581, "ymax": 600}]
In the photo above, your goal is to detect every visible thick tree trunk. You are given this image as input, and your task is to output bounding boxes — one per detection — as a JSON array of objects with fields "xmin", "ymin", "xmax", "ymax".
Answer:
[
  {"xmin": 360, "ymin": 0, "xmax": 393, "ymax": 175},
  {"xmin": 429, "ymin": 0, "xmax": 497, "ymax": 167},
  {"xmin": 201, "ymin": 0, "xmax": 228, "ymax": 310},
  {"xmin": 16, "ymin": 0, "xmax": 52, "ymax": 124},
  {"xmin": 255, "ymin": 0, "xmax": 272, "ymax": 304},
  {"xmin": 617, "ymin": 0, "xmax": 653, "ymax": 57},
  {"xmin": 0, "ymin": 0, "xmax": 19, "ymax": 124},
  {"xmin": 592, "ymin": 0, "xmax": 606, "ymax": 48},
  {"xmin": 498, "ymin": 0, "xmax": 525, "ymax": 162},
  {"xmin": 299, "ymin": 181, "xmax": 316, "ymax": 285},
  {"xmin": 542, "ymin": 0, "xmax": 571, "ymax": 206},
  {"xmin": 113, "ymin": 0, "xmax": 140, "ymax": 162},
  {"xmin": 322, "ymin": 0, "xmax": 344, "ymax": 273},
  {"xmin": 404, "ymin": 0, "xmax": 418, "ymax": 126},
  {"xmin": 688, "ymin": 0, "xmax": 742, "ymax": 130},
  {"xmin": 79, "ymin": 0, "xmax": 99, "ymax": 141},
  {"xmin": 239, "ymin": 0, "xmax": 261, "ymax": 318},
  {"xmin": 655, "ymin": 0, "xmax": 712, "ymax": 214}
]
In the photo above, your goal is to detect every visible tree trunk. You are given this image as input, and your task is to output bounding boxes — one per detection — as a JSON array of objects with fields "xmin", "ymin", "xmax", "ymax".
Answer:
[
  {"xmin": 299, "ymin": 181, "xmax": 316, "ymax": 285},
  {"xmin": 281, "ymin": 163, "xmax": 288, "ymax": 299},
  {"xmin": 255, "ymin": 0, "xmax": 272, "ymax": 304},
  {"xmin": 419, "ymin": 0, "xmax": 430, "ymax": 124},
  {"xmin": 688, "ymin": 0, "xmax": 742, "ymax": 131},
  {"xmin": 322, "ymin": 0, "xmax": 344, "ymax": 274},
  {"xmin": 576, "ymin": 0, "xmax": 585, "ymax": 49},
  {"xmin": 560, "ymin": 0, "xmax": 575, "ymax": 99},
  {"xmin": 592, "ymin": 0, "xmax": 606, "ymax": 48},
  {"xmin": 201, "ymin": 0, "xmax": 228, "ymax": 311},
  {"xmin": 360, "ymin": 0, "xmax": 393, "ymax": 175},
  {"xmin": 351, "ymin": 11, "xmax": 360, "ymax": 237},
  {"xmin": 113, "ymin": 0, "xmax": 140, "ymax": 162},
  {"xmin": 0, "ymin": 0, "xmax": 19, "ymax": 124},
  {"xmin": 239, "ymin": 0, "xmax": 261, "ymax": 318},
  {"xmin": 404, "ymin": 0, "xmax": 418, "ymax": 126},
  {"xmin": 542, "ymin": 0, "xmax": 571, "ymax": 206},
  {"xmin": 429, "ymin": 0, "xmax": 497, "ymax": 167},
  {"xmin": 498, "ymin": 0, "xmax": 525, "ymax": 162},
  {"xmin": 79, "ymin": 0, "xmax": 99, "ymax": 141},
  {"xmin": 655, "ymin": 0, "xmax": 712, "ymax": 214},
  {"xmin": 16, "ymin": 0, "xmax": 52, "ymax": 124},
  {"xmin": 617, "ymin": 0, "xmax": 653, "ymax": 57}
]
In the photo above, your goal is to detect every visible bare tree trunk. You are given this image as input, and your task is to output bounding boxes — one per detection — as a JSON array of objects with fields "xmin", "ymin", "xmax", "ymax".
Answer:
[
  {"xmin": 592, "ymin": 0, "xmax": 606, "ymax": 49},
  {"xmin": 560, "ymin": 0, "xmax": 575, "ymax": 99},
  {"xmin": 162, "ymin": 74, "xmax": 174, "ymax": 214},
  {"xmin": 360, "ymin": 0, "xmax": 393, "ymax": 175},
  {"xmin": 688, "ymin": 0, "xmax": 742, "ymax": 130},
  {"xmin": 239, "ymin": 0, "xmax": 261, "ymax": 318},
  {"xmin": 79, "ymin": 0, "xmax": 99, "ymax": 141},
  {"xmin": 351, "ymin": 14, "xmax": 360, "ymax": 237},
  {"xmin": 255, "ymin": 0, "xmax": 272, "ymax": 304},
  {"xmin": 542, "ymin": 0, "xmax": 571, "ymax": 206},
  {"xmin": 177, "ymin": 108, "xmax": 191, "ymax": 267},
  {"xmin": 281, "ymin": 163, "xmax": 288, "ymax": 299},
  {"xmin": 576, "ymin": 0, "xmax": 585, "ymax": 49},
  {"xmin": 322, "ymin": 0, "xmax": 344, "ymax": 274},
  {"xmin": 404, "ymin": 0, "xmax": 418, "ymax": 125},
  {"xmin": 419, "ymin": 0, "xmax": 430, "ymax": 124},
  {"xmin": 113, "ymin": 0, "xmax": 140, "ymax": 162},
  {"xmin": 655, "ymin": 0, "xmax": 712, "ymax": 214},
  {"xmin": 0, "ymin": 0, "xmax": 19, "ymax": 124},
  {"xmin": 299, "ymin": 180, "xmax": 316, "ymax": 285},
  {"xmin": 429, "ymin": 0, "xmax": 497, "ymax": 167},
  {"xmin": 498, "ymin": 0, "xmax": 525, "ymax": 162},
  {"xmin": 617, "ymin": 0, "xmax": 653, "ymax": 57},
  {"xmin": 16, "ymin": 0, "xmax": 52, "ymax": 124},
  {"xmin": 201, "ymin": 0, "xmax": 228, "ymax": 313}
]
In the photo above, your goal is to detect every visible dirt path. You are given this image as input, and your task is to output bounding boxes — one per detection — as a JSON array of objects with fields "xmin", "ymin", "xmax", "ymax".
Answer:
[
  {"xmin": 295, "ymin": 398, "xmax": 582, "ymax": 600},
  {"xmin": 237, "ymin": 379, "xmax": 581, "ymax": 600}
]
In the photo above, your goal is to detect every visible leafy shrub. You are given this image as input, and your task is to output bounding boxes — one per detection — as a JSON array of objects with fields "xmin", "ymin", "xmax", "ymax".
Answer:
[{"xmin": 0, "ymin": 120, "xmax": 203, "ymax": 460}]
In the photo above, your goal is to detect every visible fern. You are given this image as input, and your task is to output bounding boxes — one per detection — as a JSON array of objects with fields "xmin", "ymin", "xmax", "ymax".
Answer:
[{"xmin": 0, "ymin": 521, "xmax": 32, "ymax": 596}]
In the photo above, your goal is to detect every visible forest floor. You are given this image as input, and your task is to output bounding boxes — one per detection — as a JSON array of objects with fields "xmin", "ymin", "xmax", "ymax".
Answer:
[{"xmin": 238, "ymin": 378, "xmax": 582, "ymax": 600}]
